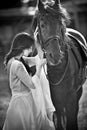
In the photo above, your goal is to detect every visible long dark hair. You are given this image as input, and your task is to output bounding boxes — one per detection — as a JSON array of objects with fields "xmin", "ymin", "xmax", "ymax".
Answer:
[{"xmin": 4, "ymin": 32, "xmax": 35, "ymax": 66}]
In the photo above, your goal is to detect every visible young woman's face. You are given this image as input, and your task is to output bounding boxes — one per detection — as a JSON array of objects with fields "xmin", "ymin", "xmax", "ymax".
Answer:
[{"xmin": 23, "ymin": 46, "xmax": 33, "ymax": 57}]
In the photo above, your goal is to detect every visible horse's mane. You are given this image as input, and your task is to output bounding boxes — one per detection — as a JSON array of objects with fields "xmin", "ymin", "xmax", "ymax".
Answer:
[{"xmin": 59, "ymin": 5, "xmax": 71, "ymax": 26}]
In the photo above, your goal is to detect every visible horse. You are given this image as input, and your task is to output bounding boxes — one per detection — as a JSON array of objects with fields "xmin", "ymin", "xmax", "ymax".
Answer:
[{"xmin": 32, "ymin": 0, "xmax": 87, "ymax": 130}]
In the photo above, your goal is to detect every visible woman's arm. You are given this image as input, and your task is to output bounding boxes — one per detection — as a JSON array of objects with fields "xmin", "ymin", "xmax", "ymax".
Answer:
[
  {"xmin": 22, "ymin": 55, "xmax": 47, "ymax": 78},
  {"xmin": 13, "ymin": 58, "xmax": 46, "ymax": 90},
  {"xmin": 22, "ymin": 56, "xmax": 36, "ymax": 67},
  {"xmin": 15, "ymin": 60, "xmax": 36, "ymax": 89}
]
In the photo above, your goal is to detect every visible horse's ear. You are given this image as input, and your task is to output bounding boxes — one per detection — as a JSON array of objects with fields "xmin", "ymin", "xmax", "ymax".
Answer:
[
  {"xmin": 54, "ymin": 0, "xmax": 60, "ymax": 8},
  {"xmin": 38, "ymin": 0, "xmax": 44, "ymax": 12},
  {"xmin": 56, "ymin": 0, "xmax": 60, "ymax": 4},
  {"xmin": 53, "ymin": 0, "xmax": 61, "ymax": 10}
]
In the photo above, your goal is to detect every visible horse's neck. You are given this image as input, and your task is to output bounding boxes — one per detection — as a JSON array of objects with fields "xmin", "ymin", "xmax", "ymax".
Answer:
[{"xmin": 47, "ymin": 50, "xmax": 68, "ymax": 85}]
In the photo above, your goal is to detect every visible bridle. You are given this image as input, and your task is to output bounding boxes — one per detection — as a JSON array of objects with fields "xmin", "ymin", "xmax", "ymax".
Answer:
[
  {"xmin": 36, "ymin": 4, "xmax": 61, "ymax": 48},
  {"xmin": 37, "ymin": 11, "xmax": 63, "ymax": 65}
]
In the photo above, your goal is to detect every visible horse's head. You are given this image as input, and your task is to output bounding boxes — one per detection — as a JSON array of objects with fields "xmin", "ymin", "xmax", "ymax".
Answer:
[{"xmin": 33, "ymin": 0, "xmax": 70, "ymax": 66}]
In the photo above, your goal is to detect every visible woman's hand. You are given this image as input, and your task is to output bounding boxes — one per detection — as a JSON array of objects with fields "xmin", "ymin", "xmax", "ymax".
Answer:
[
  {"xmin": 38, "ymin": 58, "xmax": 47, "ymax": 67},
  {"xmin": 22, "ymin": 56, "xmax": 36, "ymax": 67},
  {"xmin": 36, "ymin": 58, "xmax": 47, "ymax": 78},
  {"xmin": 23, "ymin": 55, "xmax": 47, "ymax": 78}
]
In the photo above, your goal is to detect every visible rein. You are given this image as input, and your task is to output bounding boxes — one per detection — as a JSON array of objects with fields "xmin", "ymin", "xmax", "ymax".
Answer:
[
  {"xmin": 47, "ymin": 50, "xmax": 69, "ymax": 86},
  {"xmin": 44, "ymin": 35, "xmax": 60, "ymax": 47}
]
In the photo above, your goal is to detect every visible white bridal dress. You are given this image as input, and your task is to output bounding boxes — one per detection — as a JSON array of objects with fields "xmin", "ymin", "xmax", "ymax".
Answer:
[{"xmin": 3, "ymin": 57, "xmax": 55, "ymax": 130}]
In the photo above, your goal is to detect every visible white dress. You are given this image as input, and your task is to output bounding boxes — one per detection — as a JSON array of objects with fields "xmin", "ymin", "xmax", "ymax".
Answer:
[
  {"xmin": 3, "ymin": 58, "xmax": 55, "ymax": 130},
  {"xmin": 30, "ymin": 55, "xmax": 55, "ymax": 130},
  {"xmin": 3, "ymin": 58, "xmax": 38, "ymax": 130}
]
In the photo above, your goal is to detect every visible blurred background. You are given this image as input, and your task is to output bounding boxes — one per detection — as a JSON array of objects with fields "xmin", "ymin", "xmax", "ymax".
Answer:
[{"xmin": 0, "ymin": 0, "xmax": 87, "ymax": 129}]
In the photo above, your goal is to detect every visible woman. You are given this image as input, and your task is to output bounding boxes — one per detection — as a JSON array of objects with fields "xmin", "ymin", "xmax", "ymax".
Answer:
[
  {"xmin": 3, "ymin": 32, "xmax": 44, "ymax": 130},
  {"xmin": 3, "ymin": 32, "xmax": 55, "ymax": 130}
]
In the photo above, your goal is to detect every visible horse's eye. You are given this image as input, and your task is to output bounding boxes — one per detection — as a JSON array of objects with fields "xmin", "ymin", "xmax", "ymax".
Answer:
[
  {"xmin": 46, "ymin": 13, "xmax": 48, "ymax": 16},
  {"xmin": 41, "ymin": 24, "xmax": 45, "ymax": 28},
  {"xmin": 42, "ymin": 14, "xmax": 45, "ymax": 17}
]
